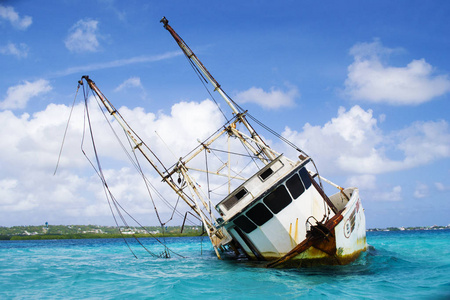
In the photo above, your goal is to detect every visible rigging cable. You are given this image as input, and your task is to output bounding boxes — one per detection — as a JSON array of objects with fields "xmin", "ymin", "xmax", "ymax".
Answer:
[
  {"xmin": 81, "ymin": 84, "xmax": 185, "ymax": 259},
  {"xmin": 236, "ymin": 125, "xmax": 264, "ymax": 171},
  {"xmin": 165, "ymin": 119, "xmax": 233, "ymax": 171},
  {"xmin": 225, "ymin": 88, "xmax": 313, "ymax": 160},
  {"xmin": 182, "ymin": 49, "xmax": 229, "ymax": 122},
  {"xmin": 206, "ymin": 149, "xmax": 256, "ymax": 195},
  {"xmin": 88, "ymin": 85, "xmax": 198, "ymax": 227},
  {"xmin": 204, "ymin": 149, "xmax": 211, "ymax": 211},
  {"xmin": 80, "ymin": 83, "xmax": 138, "ymax": 259},
  {"xmin": 178, "ymin": 31, "xmax": 311, "ymax": 160},
  {"xmin": 220, "ymin": 89, "xmax": 325, "ymax": 188},
  {"xmin": 54, "ymin": 83, "xmax": 80, "ymax": 175},
  {"xmin": 127, "ymin": 132, "xmax": 165, "ymax": 226}
]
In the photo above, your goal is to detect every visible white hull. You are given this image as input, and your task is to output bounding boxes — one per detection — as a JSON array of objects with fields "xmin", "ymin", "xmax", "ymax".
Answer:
[{"xmin": 216, "ymin": 155, "xmax": 367, "ymax": 267}]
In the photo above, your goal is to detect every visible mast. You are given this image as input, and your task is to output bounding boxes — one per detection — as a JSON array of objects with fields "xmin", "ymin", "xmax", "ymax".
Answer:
[{"xmin": 160, "ymin": 17, "xmax": 276, "ymax": 163}]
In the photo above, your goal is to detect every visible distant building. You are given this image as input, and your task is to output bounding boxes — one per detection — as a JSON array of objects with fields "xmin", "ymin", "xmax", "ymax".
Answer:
[{"xmin": 120, "ymin": 229, "xmax": 135, "ymax": 235}]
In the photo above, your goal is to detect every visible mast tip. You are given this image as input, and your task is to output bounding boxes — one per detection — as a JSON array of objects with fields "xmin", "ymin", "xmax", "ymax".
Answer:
[{"xmin": 160, "ymin": 17, "xmax": 169, "ymax": 27}]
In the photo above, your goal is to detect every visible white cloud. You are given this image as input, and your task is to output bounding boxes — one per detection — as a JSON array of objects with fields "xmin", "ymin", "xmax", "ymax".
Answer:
[
  {"xmin": 282, "ymin": 105, "xmax": 450, "ymax": 175},
  {"xmin": 234, "ymin": 85, "xmax": 299, "ymax": 109},
  {"xmin": 282, "ymin": 105, "xmax": 383, "ymax": 174},
  {"xmin": 1, "ymin": 89, "xmax": 448, "ymax": 224},
  {"xmin": 0, "ymin": 79, "xmax": 52, "ymax": 110},
  {"xmin": 345, "ymin": 175, "xmax": 402, "ymax": 202},
  {"xmin": 0, "ymin": 105, "xmax": 91, "ymax": 219},
  {"xmin": 435, "ymin": 182, "xmax": 450, "ymax": 192},
  {"xmin": 55, "ymin": 51, "xmax": 181, "ymax": 77},
  {"xmin": 118, "ymin": 99, "xmax": 225, "ymax": 163},
  {"xmin": 0, "ymin": 97, "xmax": 225, "ymax": 226},
  {"xmin": 414, "ymin": 183, "xmax": 429, "ymax": 199},
  {"xmin": 0, "ymin": 104, "xmax": 86, "ymax": 174},
  {"xmin": 0, "ymin": 42, "xmax": 29, "ymax": 58},
  {"xmin": 338, "ymin": 120, "xmax": 450, "ymax": 174},
  {"xmin": 376, "ymin": 186, "xmax": 402, "ymax": 202},
  {"xmin": 393, "ymin": 120, "xmax": 450, "ymax": 171},
  {"xmin": 114, "ymin": 77, "xmax": 143, "ymax": 92},
  {"xmin": 1, "ymin": 88, "xmax": 449, "ymax": 225},
  {"xmin": 65, "ymin": 19, "xmax": 101, "ymax": 53},
  {"xmin": 0, "ymin": 5, "xmax": 32, "ymax": 30},
  {"xmin": 346, "ymin": 174, "xmax": 376, "ymax": 190},
  {"xmin": 344, "ymin": 39, "xmax": 450, "ymax": 105}
]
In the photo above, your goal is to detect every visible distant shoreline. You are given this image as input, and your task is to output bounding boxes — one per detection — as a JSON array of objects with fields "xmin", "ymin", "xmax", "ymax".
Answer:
[
  {"xmin": 1, "ymin": 224, "xmax": 448, "ymax": 241},
  {"xmin": 0, "ymin": 233, "xmax": 202, "ymax": 241},
  {"xmin": 0, "ymin": 225, "xmax": 204, "ymax": 241}
]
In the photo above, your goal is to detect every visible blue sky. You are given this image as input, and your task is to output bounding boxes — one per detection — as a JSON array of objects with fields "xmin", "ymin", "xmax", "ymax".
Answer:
[{"xmin": 0, "ymin": 0, "xmax": 449, "ymax": 229}]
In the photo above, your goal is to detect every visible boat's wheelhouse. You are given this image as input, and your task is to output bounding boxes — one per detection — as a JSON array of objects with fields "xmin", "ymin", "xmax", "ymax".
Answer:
[
  {"xmin": 216, "ymin": 155, "xmax": 300, "ymax": 221},
  {"xmin": 216, "ymin": 155, "xmax": 334, "ymax": 259}
]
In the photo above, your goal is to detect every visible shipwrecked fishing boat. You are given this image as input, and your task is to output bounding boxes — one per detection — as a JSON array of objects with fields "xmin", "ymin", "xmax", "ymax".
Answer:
[{"xmin": 75, "ymin": 17, "xmax": 367, "ymax": 268}]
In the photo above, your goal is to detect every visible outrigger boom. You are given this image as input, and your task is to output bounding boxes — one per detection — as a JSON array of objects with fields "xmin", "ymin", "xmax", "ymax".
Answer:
[{"xmin": 79, "ymin": 76, "xmax": 227, "ymax": 258}]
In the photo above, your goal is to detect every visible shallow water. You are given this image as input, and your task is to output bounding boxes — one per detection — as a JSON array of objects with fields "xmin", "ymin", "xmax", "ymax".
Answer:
[{"xmin": 1, "ymin": 230, "xmax": 449, "ymax": 299}]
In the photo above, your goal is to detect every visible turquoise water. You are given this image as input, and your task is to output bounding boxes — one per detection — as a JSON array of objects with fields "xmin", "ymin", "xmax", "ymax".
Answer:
[{"xmin": 1, "ymin": 230, "xmax": 449, "ymax": 299}]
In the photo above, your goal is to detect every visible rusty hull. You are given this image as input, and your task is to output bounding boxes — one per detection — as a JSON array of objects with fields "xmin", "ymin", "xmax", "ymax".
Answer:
[{"xmin": 265, "ymin": 203, "xmax": 367, "ymax": 268}]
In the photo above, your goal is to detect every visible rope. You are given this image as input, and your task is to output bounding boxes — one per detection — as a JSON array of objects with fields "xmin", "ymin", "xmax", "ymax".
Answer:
[{"xmin": 54, "ymin": 84, "xmax": 80, "ymax": 175}]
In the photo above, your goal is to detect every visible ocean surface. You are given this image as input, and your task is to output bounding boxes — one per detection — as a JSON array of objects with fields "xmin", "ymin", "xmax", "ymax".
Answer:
[{"xmin": 1, "ymin": 230, "xmax": 449, "ymax": 299}]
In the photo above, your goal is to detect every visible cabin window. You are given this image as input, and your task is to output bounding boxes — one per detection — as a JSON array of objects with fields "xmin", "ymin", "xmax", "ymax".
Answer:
[
  {"xmin": 235, "ymin": 188, "xmax": 248, "ymax": 200},
  {"xmin": 259, "ymin": 167, "xmax": 274, "ymax": 181},
  {"xmin": 263, "ymin": 185, "xmax": 292, "ymax": 214},
  {"xmin": 246, "ymin": 203, "xmax": 273, "ymax": 226},
  {"xmin": 286, "ymin": 173, "xmax": 305, "ymax": 200},
  {"xmin": 234, "ymin": 215, "xmax": 257, "ymax": 234},
  {"xmin": 299, "ymin": 168, "xmax": 311, "ymax": 189},
  {"xmin": 223, "ymin": 188, "xmax": 248, "ymax": 210}
]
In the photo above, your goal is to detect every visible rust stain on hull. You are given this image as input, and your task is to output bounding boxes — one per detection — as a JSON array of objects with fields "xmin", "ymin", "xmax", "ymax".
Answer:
[
  {"xmin": 264, "ymin": 244, "xmax": 367, "ymax": 268},
  {"xmin": 266, "ymin": 213, "xmax": 366, "ymax": 268}
]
